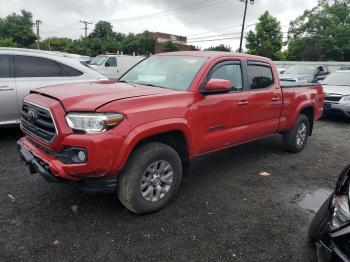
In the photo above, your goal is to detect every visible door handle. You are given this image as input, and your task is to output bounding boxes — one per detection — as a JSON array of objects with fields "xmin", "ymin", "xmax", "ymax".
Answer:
[
  {"xmin": 238, "ymin": 100, "xmax": 249, "ymax": 106},
  {"xmin": 272, "ymin": 97, "xmax": 280, "ymax": 102},
  {"xmin": 0, "ymin": 85, "xmax": 14, "ymax": 91}
]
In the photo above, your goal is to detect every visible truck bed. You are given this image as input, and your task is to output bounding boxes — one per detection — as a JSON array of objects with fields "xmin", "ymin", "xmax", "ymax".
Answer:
[{"xmin": 280, "ymin": 81, "xmax": 320, "ymax": 88}]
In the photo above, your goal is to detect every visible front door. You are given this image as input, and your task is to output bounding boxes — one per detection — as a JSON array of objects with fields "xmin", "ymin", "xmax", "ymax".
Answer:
[
  {"xmin": 103, "ymin": 56, "xmax": 117, "ymax": 79},
  {"xmin": 194, "ymin": 61, "xmax": 249, "ymax": 155},
  {"xmin": 0, "ymin": 55, "xmax": 18, "ymax": 125}
]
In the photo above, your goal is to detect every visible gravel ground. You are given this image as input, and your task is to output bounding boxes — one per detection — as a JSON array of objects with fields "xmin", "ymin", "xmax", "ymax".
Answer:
[{"xmin": 0, "ymin": 116, "xmax": 349, "ymax": 262}]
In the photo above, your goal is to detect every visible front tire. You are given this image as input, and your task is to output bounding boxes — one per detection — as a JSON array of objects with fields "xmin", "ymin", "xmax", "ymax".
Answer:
[
  {"xmin": 308, "ymin": 194, "xmax": 333, "ymax": 243},
  {"xmin": 118, "ymin": 142, "xmax": 182, "ymax": 214},
  {"xmin": 283, "ymin": 114, "xmax": 310, "ymax": 153}
]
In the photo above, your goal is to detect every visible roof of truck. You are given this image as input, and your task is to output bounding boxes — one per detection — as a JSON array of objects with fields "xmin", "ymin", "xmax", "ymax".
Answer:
[{"xmin": 156, "ymin": 51, "xmax": 272, "ymax": 62}]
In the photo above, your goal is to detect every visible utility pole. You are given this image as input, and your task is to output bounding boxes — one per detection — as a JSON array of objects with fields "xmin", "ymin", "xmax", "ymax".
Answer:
[
  {"xmin": 35, "ymin": 20, "xmax": 41, "ymax": 50},
  {"xmin": 79, "ymin": 20, "xmax": 93, "ymax": 55},
  {"xmin": 239, "ymin": 0, "xmax": 254, "ymax": 53}
]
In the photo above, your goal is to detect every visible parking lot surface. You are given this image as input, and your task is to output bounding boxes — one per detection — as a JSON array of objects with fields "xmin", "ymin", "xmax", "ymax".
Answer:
[{"xmin": 1, "ymin": 116, "xmax": 349, "ymax": 262}]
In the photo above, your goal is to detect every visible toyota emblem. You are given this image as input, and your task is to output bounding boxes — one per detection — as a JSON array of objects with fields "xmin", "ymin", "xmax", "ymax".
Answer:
[{"xmin": 27, "ymin": 109, "xmax": 36, "ymax": 123}]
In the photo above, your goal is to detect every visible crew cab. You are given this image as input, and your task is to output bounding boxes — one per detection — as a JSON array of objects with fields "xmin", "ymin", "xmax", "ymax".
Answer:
[{"xmin": 17, "ymin": 51, "xmax": 324, "ymax": 214}]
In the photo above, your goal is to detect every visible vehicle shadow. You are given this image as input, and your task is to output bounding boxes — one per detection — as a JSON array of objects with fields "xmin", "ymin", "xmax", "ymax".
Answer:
[
  {"xmin": 0, "ymin": 126, "xmax": 23, "ymax": 141},
  {"xmin": 320, "ymin": 114, "xmax": 350, "ymax": 123}
]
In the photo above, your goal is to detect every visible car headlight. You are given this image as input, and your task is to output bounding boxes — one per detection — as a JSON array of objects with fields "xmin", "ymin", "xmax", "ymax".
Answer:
[
  {"xmin": 331, "ymin": 165, "xmax": 350, "ymax": 231},
  {"xmin": 65, "ymin": 113, "xmax": 124, "ymax": 133},
  {"xmin": 331, "ymin": 195, "xmax": 350, "ymax": 231},
  {"xmin": 342, "ymin": 95, "xmax": 350, "ymax": 102}
]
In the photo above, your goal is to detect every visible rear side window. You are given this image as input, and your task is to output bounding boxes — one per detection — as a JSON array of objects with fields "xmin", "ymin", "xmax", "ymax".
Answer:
[
  {"xmin": 106, "ymin": 57, "xmax": 117, "ymax": 67},
  {"xmin": 60, "ymin": 63, "xmax": 83, "ymax": 76},
  {"xmin": 0, "ymin": 55, "xmax": 10, "ymax": 78},
  {"xmin": 247, "ymin": 63, "xmax": 274, "ymax": 90},
  {"xmin": 14, "ymin": 56, "xmax": 65, "ymax": 77}
]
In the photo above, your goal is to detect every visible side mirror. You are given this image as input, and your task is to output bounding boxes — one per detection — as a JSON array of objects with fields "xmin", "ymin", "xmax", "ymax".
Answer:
[
  {"xmin": 105, "ymin": 61, "xmax": 110, "ymax": 67},
  {"xmin": 202, "ymin": 79, "xmax": 232, "ymax": 94}
]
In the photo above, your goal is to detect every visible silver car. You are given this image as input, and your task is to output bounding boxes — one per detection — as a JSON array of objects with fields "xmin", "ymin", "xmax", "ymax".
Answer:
[
  {"xmin": 323, "ymin": 70, "xmax": 350, "ymax": 118},
  {"xmin": 0, "ymin": 48, "xmax": 107, "ymax": 127}
]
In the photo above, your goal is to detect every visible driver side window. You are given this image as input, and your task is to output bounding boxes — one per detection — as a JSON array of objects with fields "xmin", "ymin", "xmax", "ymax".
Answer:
[
  {"xmin": 106, "ymin": 57, "xmax": 117, "ymax": 67},
  {"xmin": 210, "ymin": 64, "xmax": 243, "ymax": 92}
]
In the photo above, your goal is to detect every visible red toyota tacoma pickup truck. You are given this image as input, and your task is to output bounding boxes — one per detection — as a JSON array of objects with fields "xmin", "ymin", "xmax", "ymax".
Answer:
[{"xmin": 17, "ymin": 51, "xmax": 324, "ymax": 214}]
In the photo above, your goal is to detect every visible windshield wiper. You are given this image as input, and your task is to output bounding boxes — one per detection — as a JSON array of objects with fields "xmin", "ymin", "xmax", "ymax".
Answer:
[
  {"xmin": 137, "ymin": 82, "xmax": 166, "ymax": 89},
  {"xmin": 118, "ymin": 80, "xmax": 137, "ymax": 87}
]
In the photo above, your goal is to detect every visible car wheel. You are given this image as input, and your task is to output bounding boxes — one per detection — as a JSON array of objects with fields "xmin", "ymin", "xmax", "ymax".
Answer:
[
  {"xmin": 118, "ymin": 142, "xmax": 182, "ymax": 214},
  {"xmin": 283, "ymin": 114, "xmax": 310, "ymax": 153},
  {"xmin": 308, "ymin": 194, "xmax": 333, "ymax": 243}
]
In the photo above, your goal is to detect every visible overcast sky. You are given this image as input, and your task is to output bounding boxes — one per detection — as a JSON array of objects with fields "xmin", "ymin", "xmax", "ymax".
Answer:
[{"xmin": 1, "ymin": 0, "xmax": 318, "ymax": 50}]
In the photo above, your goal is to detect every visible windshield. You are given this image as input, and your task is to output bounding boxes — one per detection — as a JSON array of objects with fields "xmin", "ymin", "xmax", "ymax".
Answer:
[
  {"xmin": 283, "ymin": 65, "xmax": 315, "ymax": 76},
  {"xmin": 120, "ymin": 55, "xmax": 207, "ymax": 91},
  {"xmin": 323, "ymin": 72, "xmax": 350, "ymax": 86},
  {"xmin": 90, "ymin": 55, "xmax": 108, "ymax": 66}
]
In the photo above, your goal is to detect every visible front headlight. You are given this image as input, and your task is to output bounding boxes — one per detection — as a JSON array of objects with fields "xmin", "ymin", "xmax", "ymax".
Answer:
[
  {"xmin": 331, "ymin": 165, "xmax": 350, "ymax": 232},
  {"xmin": 65, "ymin": 113, "xmax": 124, "ymax": 133},
  {"xmin": 342, "ymin": 95, "xmax": 350, "ymax": 102},
  {"xmin": 331, "ymin": 195, "xmax": 350, "ymax": 231}
]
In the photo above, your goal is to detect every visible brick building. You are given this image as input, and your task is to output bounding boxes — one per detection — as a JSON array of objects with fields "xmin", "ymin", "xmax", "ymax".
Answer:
[{"xmin": 150, "ymin": 32, "xmax": 196, "ymax": 54}]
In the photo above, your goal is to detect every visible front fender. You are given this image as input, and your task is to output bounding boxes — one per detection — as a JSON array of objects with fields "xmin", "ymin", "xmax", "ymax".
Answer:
[{"xmin": 115, "ymin": 118, "xmax": 194, "ymax": 171}]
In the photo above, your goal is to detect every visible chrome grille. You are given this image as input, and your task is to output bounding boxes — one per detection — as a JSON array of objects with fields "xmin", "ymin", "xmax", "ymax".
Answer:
[{"xmin": 21, "ymin": 101, "xmax": 57, "ymax": 143}]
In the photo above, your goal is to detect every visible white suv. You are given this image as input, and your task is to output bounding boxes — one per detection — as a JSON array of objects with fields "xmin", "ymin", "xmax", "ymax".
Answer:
[{"xmin": 0, "ymin": 48, "xmax": 107, "ymax": 126}]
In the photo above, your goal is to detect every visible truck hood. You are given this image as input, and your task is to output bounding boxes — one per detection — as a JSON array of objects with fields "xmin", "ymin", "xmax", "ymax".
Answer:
[
  {"xmin": 323, "ymin": 85, "xmax": 350, "ymax": 96},
  {"xmin": 31, "ymin": 81, "xmax": 174, "ymax": 111}
]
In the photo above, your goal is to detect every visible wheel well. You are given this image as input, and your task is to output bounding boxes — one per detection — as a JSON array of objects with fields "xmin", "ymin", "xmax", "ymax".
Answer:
[
  {"xmin": 135, "ymin": 131, "xmax": 189, "ymax": 164},
  {"xmin": 300, "ymin": 107, "xmax": 314, "ymax": 136}
]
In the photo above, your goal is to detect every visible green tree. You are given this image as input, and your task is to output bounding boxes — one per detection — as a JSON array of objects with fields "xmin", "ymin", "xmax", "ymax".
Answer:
[
  {"xmin": 0, "ymin": 10, "xmax": 36, "ymax": 47},
  {"xmin": 137, "ymin": 30, "xmax": 155, "ymax": 55},
  {"xmin": 204, "ymin": 44, "xmax": 230, "ymax": 52},
  {"xmin": 245, "ymin": 11, "xmax": 283, "ymax": 60},
  {"xmin": 162, "ymin": 41, "xmax": 179, "ymax": 52},
  {"xmin": 287, "ymin": 0, "xmax": 350, "ymax": 61},
  {"xmin": 41, "ymin": 37, "xmax": 72, "ymax": 52},
  {"xmin": 0, "ymin": 37, "xmax": 18, "ymax": 47},
  {"xmin": 89, "ymin": 21, "xmax": 115, "ymax": 39}
]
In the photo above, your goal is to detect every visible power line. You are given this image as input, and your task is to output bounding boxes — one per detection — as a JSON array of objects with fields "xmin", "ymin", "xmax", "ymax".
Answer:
[
  {"xmin": 187, "ymin": 36, "xmax": 242, "ymax": 43},
  {"xmin": 41, "ymin": 22, "xmax": 79, "ymax": 34},
  {"xmin": 188, "ymin": 31, "xmax": 242, "ymax": 40},
  {"xmin": 186, "ymin": 23, "xmax": 256, "ymax": 37},
  {"xmin": 187, "ymin": 23, "xmax": 257, "ymax": 40},
  {"xmin": 103, "ymin": 0, "xmax": 228, "ymax": 23}
]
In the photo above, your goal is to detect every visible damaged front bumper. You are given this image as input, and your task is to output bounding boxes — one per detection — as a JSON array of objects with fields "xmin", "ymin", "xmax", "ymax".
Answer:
[{"xmin": 17, "ymin": 140, "xmax": 117, "ymax": 193}]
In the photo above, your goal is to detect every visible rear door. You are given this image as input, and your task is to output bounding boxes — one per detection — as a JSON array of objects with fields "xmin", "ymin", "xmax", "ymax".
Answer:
[
  {"xmin": 246, "ymin": 61, "xmax": 282, "ymax": 140},
  {"xmin": 14, "ymin": 55, "xmax": 73, "ymax": 111},
  {"xmin": 0, "ymin": 55, "xmax": 19, "ymax": 124}
]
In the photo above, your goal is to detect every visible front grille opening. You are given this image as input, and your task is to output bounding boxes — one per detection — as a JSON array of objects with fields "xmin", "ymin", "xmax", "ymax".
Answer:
[
  {"xmin": 21, "ymin": 102, "xmax": 57, "ymax": 143},
  {"xmin": 325, "ymin": 96, "xmax": 342, "ymax": 102}
]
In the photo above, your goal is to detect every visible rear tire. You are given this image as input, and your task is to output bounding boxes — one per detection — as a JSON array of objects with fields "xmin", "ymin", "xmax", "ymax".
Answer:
[
  {"xmin": 283, "ymin": 114, "xmax": 310, "ymax": 153},
  {"xmin": 118, "ymin": 142, "xmax": 182, "ymax": 214}
]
